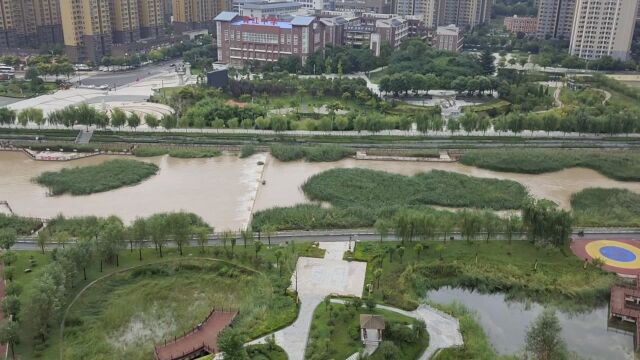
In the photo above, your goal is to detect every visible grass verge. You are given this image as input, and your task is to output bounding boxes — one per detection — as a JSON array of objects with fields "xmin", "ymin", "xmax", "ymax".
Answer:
[{"xmin": 33, "ymin": 159, "xmax": 158, "ymax": 195}]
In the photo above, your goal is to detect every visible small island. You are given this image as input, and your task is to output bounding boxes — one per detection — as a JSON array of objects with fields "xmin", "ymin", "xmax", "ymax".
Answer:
[{"xmin": 34, "ymin": 159, "xmax": 159, "ymax": 195}]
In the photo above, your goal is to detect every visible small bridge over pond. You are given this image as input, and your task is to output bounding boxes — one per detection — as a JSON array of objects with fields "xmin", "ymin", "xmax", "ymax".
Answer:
[{"xmin": 154, "ymin": 310, "xmax": 237, "ymax": 360}]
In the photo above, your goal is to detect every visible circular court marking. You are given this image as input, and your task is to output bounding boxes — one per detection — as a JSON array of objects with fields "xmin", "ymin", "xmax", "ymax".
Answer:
[{"xmin": 585, "ymin": 240, "xmax": 640, "ymax": 269}]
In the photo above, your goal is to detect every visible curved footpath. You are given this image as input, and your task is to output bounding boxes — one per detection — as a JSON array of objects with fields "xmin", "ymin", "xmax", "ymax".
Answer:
[{"xmin": 247, "ymin": 242, "xmax": 463, "ymax": 360}]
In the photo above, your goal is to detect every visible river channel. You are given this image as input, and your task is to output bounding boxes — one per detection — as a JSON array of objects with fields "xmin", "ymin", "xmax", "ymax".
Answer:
[
  {"xmin": 2, "ymin": 151, "xmax": 640, "ymax": 229},
  {"xmin": 427, "ymin": 287, "xmax": 634, "ymax": 359}
]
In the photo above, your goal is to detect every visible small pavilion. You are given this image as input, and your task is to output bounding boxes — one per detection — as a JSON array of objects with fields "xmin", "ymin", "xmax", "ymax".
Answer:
[{"xmin": 360, "ymin": 314, "xmax": 385, "ymax": 344}]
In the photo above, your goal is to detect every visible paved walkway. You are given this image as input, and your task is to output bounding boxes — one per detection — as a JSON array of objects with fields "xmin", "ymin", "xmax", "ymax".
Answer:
[
  {"xmin": 331, "ymin": 299, "xmax": 463, "ymax": 360},
  {"xmin": 248, "ymin": 242, "xmax": 366, "ymax": 360}
]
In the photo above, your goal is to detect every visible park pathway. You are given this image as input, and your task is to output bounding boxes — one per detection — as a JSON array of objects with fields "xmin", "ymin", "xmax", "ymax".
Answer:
[{"xmin": 248, "ymin": 242, "xmax": 366, "ymax": 360}]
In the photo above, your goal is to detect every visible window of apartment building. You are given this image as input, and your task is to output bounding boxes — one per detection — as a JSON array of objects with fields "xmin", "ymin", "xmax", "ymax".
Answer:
[
  {"xmin": 293, "ymin": 35, "xmax": 298, "ymax": 45},
  {"xmin": 242, "ymin": 32, "xmax": 278, "ymax": 44}
]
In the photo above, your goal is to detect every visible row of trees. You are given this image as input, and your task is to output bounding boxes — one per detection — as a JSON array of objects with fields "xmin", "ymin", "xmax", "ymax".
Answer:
[
  {"xmin": 100, "ymin": 35, "xmax": 215, "ymax": 68},
  {"xmin": 227, "ymin": 75, "xmax": 377, "ymax": 104},
  {"xmin": 0, "ymin": 104, "xmax": 176, "ymax": 130},
  {"xmin": 375, "ymin": 197, "xmax": 572, "ymax": 247}
]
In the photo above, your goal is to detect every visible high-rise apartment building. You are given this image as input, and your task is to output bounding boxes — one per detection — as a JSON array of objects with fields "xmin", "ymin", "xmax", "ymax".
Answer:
[
  {"xmin": 34, "ymin": 0, "xmax": 63, "ymax": 44},
  {"xmin": 138, "ymin": 0, "xmax": 163, "ymax": 38},
  {"xmin": 569, "ymin": 0, "xmax": 638, "ymax": 60},
  {"xmin": 0, "ymin": 0, "xmax": 36, "ymax": 48},
  {"xmin": 61, "ymin": 0, "xmax": 113, "ymax": 62},
  {"xmin": 396, "ymin": 0, "xmax": 491, "ymax": 29},
  {"xmin": 535, "ymin": 0, "xmax": 575, "ymax": 39},
  {"xmin": 0, "ymin": 0, "xmax": 63, "ymax": 50},
  {"xmin": 172, "ymin": 0, "xmax": 226, "ymax": 33},
  {"xmin": 112, "ymin": 0, "xmax": 140, "ymax": 43},
  {"xmin": 436, "ymin": 0, "xmax": 491, "ymax": 28}
]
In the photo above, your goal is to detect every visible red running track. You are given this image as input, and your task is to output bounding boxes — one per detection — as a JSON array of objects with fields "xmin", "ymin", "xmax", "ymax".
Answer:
[{"xmin": 571, "ymin": 239, "xmax": 640, "ymax": 276}]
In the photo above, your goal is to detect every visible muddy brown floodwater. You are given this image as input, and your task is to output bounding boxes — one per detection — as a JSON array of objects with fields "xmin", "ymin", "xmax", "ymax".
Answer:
[
  {"xmin": 253, "ymin": 157, "xmax": 640, "ymax": 211},
  {"xmin": 0, "ymin": 151, "xmax": 266, "ymax": 230},
  {"xmin": 2, "ymin": 151, "xmax": 640, "ymax": 229}
]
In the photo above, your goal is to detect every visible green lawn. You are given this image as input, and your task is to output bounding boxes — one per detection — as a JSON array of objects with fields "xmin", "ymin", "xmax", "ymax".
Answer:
[
  {"xmin": 12, "ymin": 244, "xmax": 305, "ymax": 359},
  {"xmin": 306, "ymin": 301, "xmax": 428, "ymax": 360},
  {"xmin": 0, "ymin": 80, "xmax": 58, "ymax": 98},
  {"xmin": 354, "ymin": 240, "xmax": 616, "ymax": 311}
]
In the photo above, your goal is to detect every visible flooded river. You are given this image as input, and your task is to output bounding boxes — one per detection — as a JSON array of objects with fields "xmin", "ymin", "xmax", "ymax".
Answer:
[
  {"xmin": 0, "ymin": 151, "xmax": 265, "ymax": 230},
  {"xmin": 427, "ymin": 287, "xmax": 634, "ymax": 359},
  {"xmin": 253, "ymin": 157, "xmax": 640, "ymax": 211},
  {"xmin": 2, "ymin": 151, "xmax": 640, "ymax": 229}
]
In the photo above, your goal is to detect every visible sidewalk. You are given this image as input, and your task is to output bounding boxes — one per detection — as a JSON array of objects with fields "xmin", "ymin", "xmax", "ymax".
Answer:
[{"xmin": 247, "ymin": 241, "xmax": 366, "ymax": 360}]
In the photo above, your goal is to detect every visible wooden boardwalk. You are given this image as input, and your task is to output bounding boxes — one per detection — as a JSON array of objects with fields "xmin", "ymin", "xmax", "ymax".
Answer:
[
  {"xmin": 154, "ymin": 310, "xmax": 237, "ymax": 360},
  {"xmin": 610, "ymin": 276, "xmax": 640, "ymax": 351}
]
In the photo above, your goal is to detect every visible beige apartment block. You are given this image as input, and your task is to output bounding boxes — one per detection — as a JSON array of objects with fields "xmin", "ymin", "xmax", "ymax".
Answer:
[
  {"xmin": 112, "ymin": 0, "xmax": 141, "ymax": 43},
  {"xmin": 536, "ymin": 0, "xmax": 576, "ymax": 39},
  {"xmin": 139, "ymin": 0, "xmax": 163, "ymax": 38},
  {"xmin": 569, "ymin": 0, "xmax": 638, "ymax": 60},
  {"xmin": 61, "ymin": 0, "xmax": 113, "ymax": 61}
]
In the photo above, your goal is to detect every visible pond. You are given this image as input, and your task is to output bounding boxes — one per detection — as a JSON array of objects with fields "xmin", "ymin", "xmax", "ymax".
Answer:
[{"xmin": 426, "ymin": 287, "xmax": 634, "ymax": 360}]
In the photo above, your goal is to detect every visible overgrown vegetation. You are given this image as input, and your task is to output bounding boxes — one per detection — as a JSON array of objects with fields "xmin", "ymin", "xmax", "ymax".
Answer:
[
  {"xmin": 62, "ymin": 260, "xmax": 293, "ymax": 359},
  {"xmin": 167, "ymin": 148, "xmax": 222, "ymax": 158},
  {"xmin": 354, "ymin": 240, "xmax": 615, "ymax": 312},
  {"xmin": 34, "ymin": 159, "xmax": 159, "ymax": 195},
  {"xmin": 461, "ymin": 149, "xmax": 640, "ymax": 181},
  {"xmin": 240, "ymin": 144, "xmax": 257, "ymax": 158},
  {"xmin": 303, "ymin": 168, "xmax": 527, "ymax": 210},
  {"xmin": 571, "ymin": 188, "xmax": 640, "ymax": 227},
  {"xmin": 252, "ymin": 168, "xmax": 531, "ymax": 231},
  {"xmin": 270, "ymin": 144, "xmax": 354, "ymax": 162},
  {"xmin": 132, "ymin": 147, "xmax": 169, "ymax": 157},
  {"xmin": 10, "ymin": 215, "xmax": 306, "ymax": 359},
  {"xmin": 0, "ymin": 214, "xmax": 42, "ymax": 235},
  {"xmin": 132, "ymin": 147, "xmax": 222, "ymax": 158}
]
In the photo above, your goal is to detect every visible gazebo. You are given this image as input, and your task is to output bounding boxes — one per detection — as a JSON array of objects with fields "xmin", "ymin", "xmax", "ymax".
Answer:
[{"xmin": 360, "ymin": 314, "xmax": 385, "ymax": 344}]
